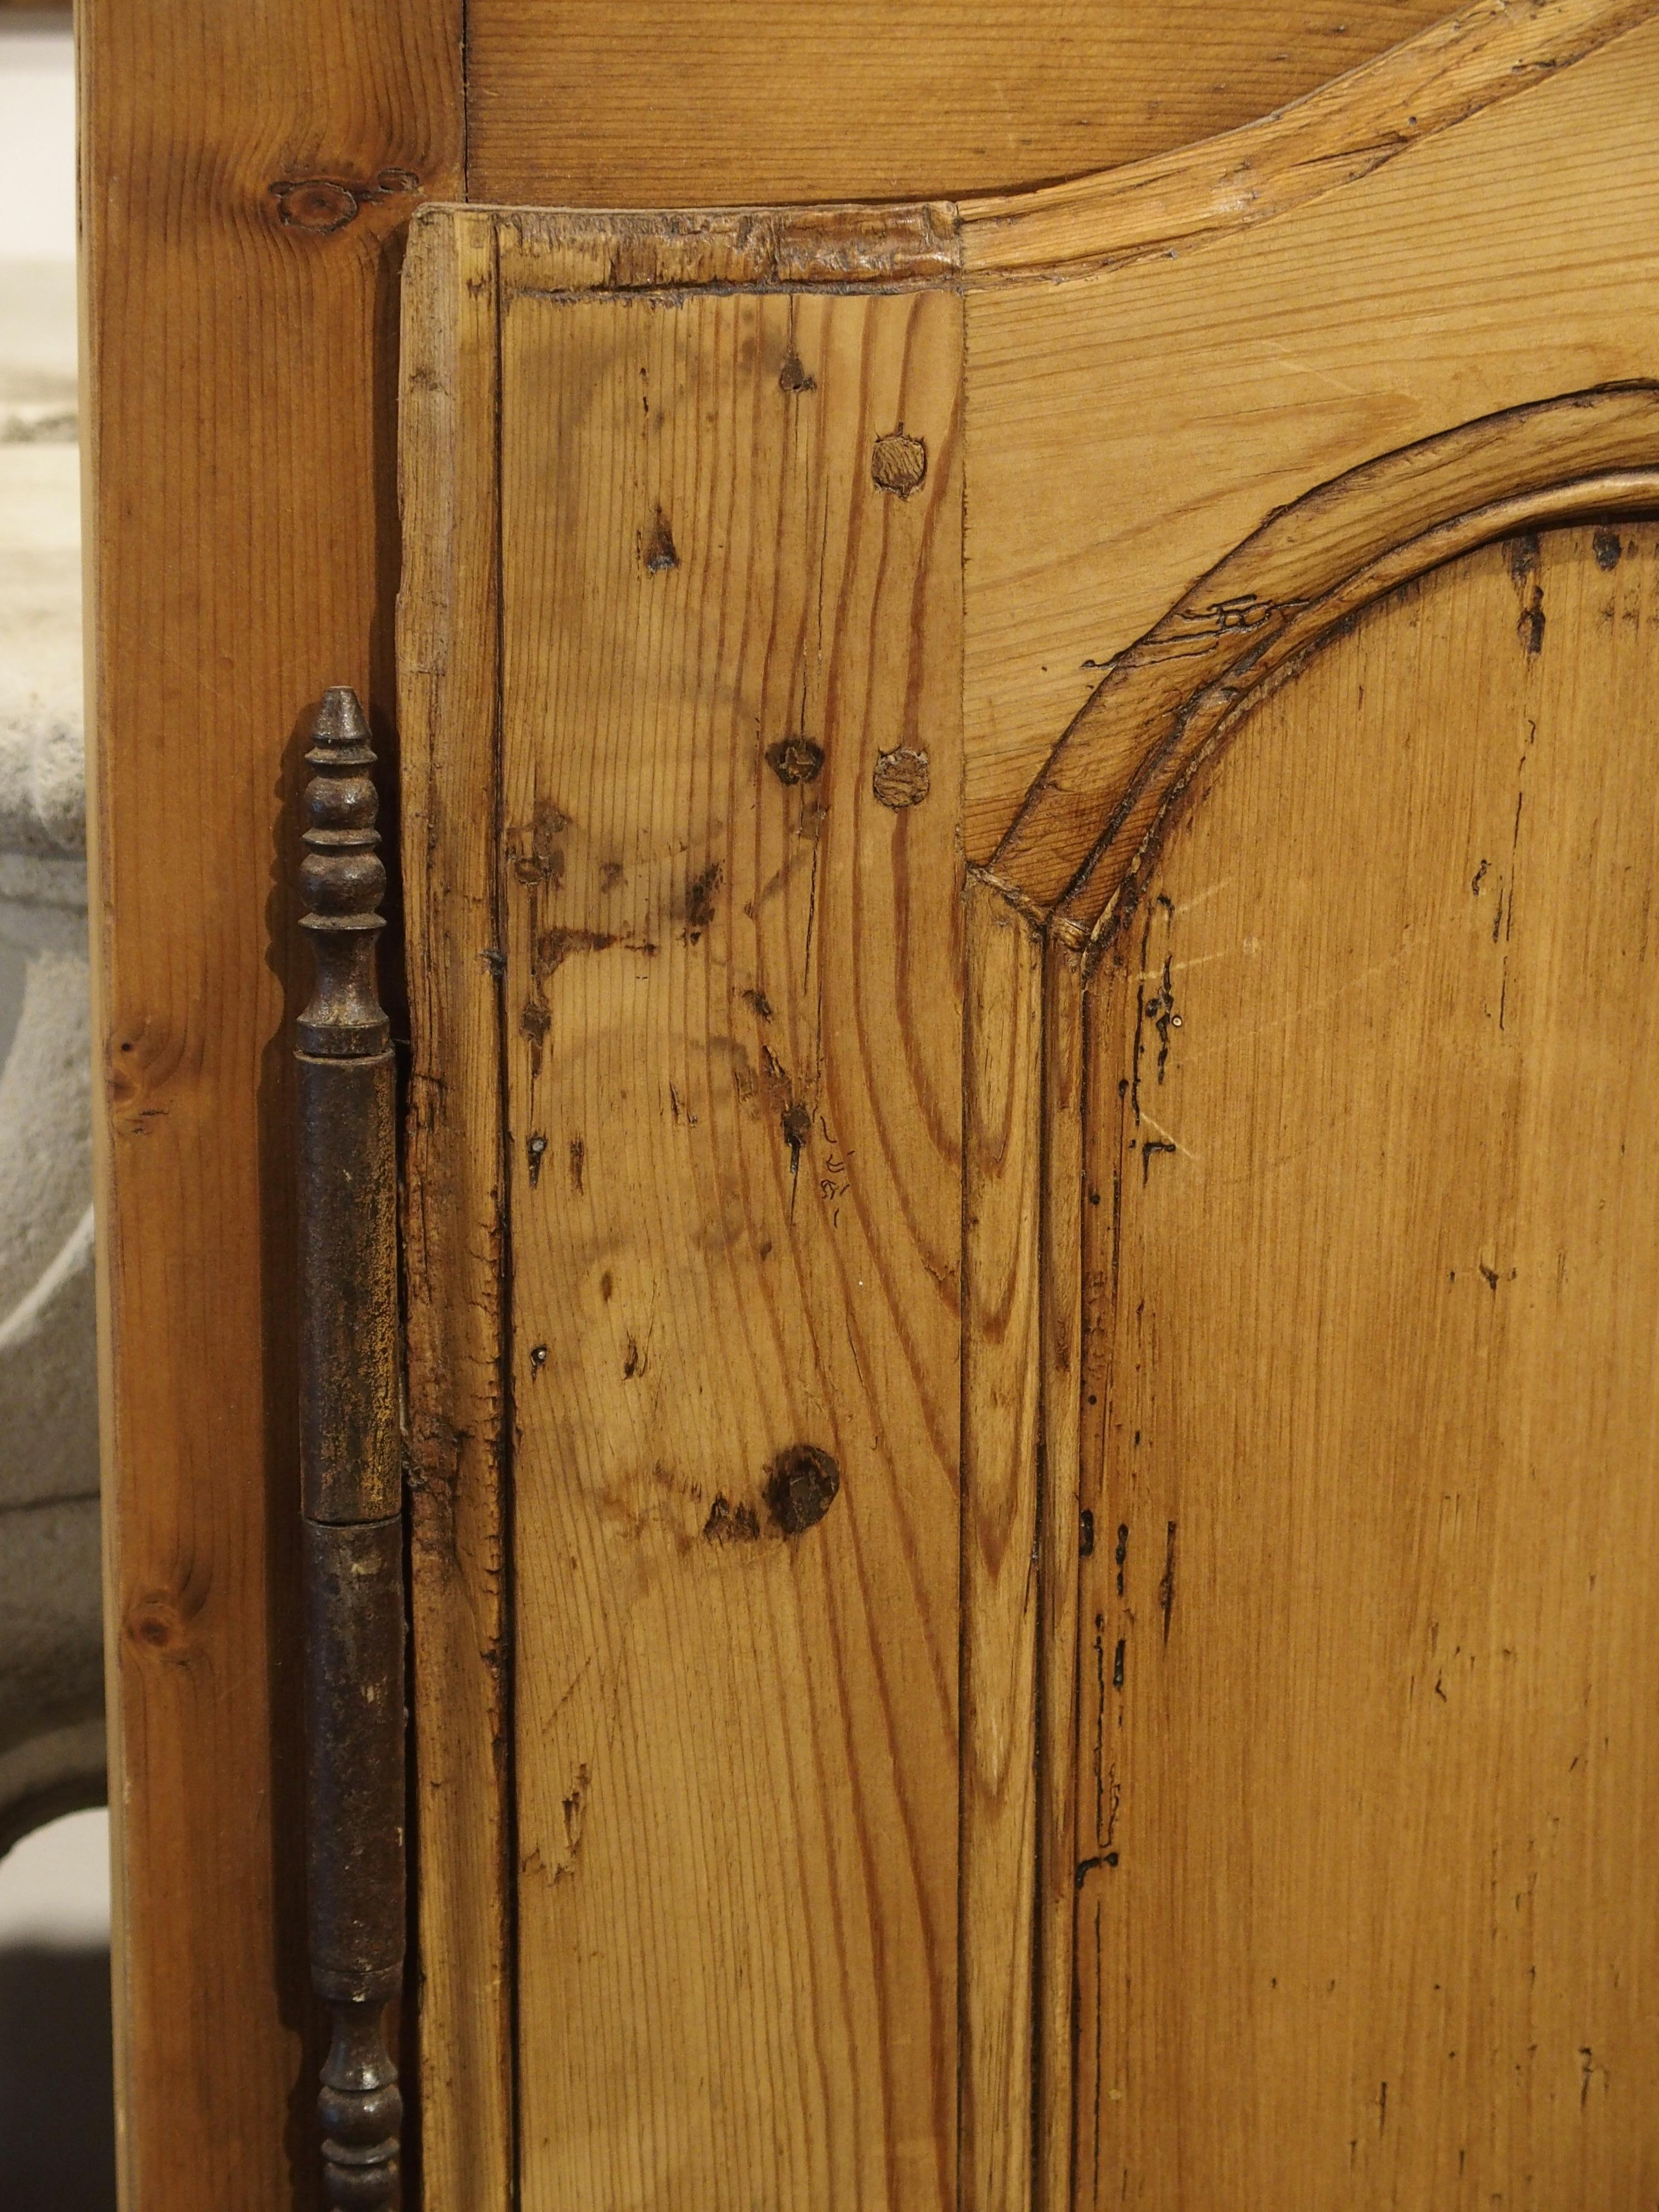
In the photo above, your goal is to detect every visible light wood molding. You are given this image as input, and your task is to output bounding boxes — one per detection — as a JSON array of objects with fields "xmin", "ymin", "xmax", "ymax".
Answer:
[
  {"xmin": 985, "ymin": 389, "xmax": 1659, "ymax": 928},
  {"xmin": 957, "ymin": 0, "xmax": 1658, "ymax": 280}
]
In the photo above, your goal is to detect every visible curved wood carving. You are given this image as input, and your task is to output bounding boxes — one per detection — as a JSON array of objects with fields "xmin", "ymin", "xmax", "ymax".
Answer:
[
  {"xmin": 987, "ymin": 386, "xmax": 1659, "ymax": 935},
  {"xmin": 959, "ymin": 0, "xmax": 1657, "ymax": 280}
]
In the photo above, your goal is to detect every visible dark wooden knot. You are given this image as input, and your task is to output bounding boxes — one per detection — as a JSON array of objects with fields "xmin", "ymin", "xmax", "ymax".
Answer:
[
  {"xmin": 270, "ymin": 169, "xmax": 420, "ymax": 234},
  {"xmin": 766, "ymin": 734, "xmax": 824, "ymax": 787},
  {"xmin": 764, "ymin": 1444, "xmax": 841, "ymax": 1535}
]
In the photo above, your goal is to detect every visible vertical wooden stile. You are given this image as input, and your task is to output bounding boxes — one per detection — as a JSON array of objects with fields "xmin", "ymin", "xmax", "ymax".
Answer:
[
  {"xmin": 1037, "ymin": 933, "xmax": 1086, "ymax": 2212},
  {"xmin": 397, "ymin": 203, "xmax": 516, "ymax": 2209},
  {"xmin": 960, "ymin": 872, "xmax": 1045, "ymax": 2212}
]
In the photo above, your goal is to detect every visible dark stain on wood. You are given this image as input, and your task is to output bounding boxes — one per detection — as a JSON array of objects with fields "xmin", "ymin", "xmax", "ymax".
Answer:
[
  {"xmin": 767, "ymin": 735, "xmax": 825, "ymax": 786},
  {"xmin": 703, "ymin": 1493, "xmax": 761, "ymax": 1543},
  {"xmin": 1593, "ymin": 527, "xmax": 1623, "ymax": 570},
  {"xmin": 642, "ymin": 506, "xmax": 680, "ymax": 573},
  {"xmin": 1158, "ymin": 1519, "xmax": 1177, "ymax": 1642},
  {"xmin": 682, "ymin": 861, "xmax": 722, "ymax": 941},
  {"xmin": 569, "ymin": 1137, "xmax": 585, "ymax": 1195}
]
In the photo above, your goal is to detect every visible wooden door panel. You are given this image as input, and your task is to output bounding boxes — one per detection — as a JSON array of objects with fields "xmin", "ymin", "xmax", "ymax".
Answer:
[
  {"xmin": 399, "ymin": 12, "xmax": 1659, "ymax": 2205},
  {"xmin": 1073, "ymin": 522, "xmax": 1659, "ymax": 2206}
]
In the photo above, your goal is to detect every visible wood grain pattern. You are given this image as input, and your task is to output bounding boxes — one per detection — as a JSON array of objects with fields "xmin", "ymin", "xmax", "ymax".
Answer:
[
  {"xmin": 492, "ymin": 270, "xmax": 964, "ymax": 2210},
  {"xmin": 959, "ymin": 876, "xmax": 1044, "ymax": 2212},
  {"xmin": 465, "ymin": 0, "xmax": 1453, "ymax": 209},
  {"xmin": 962, "ymin": 11, "xmax": 1659, "ymax": 861},
  {"xmin": 396, "ymin": 206, "xmax": 513, "ymax": 2212},
  {"xmin": 1073, "ymin": 521, "xmax": 1659, "ymax": 2207},
  {"xmin": 959, "ymin": 0, "xmax": 1655, "ymax": 280},
  {"xmin": 79, "ymin": 7, "xmax": 462, "ymax": 2206}
]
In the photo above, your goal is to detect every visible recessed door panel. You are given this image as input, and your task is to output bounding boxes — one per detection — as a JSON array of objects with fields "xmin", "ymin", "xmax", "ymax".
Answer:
[{"xmin": 1074, "ymin": 523, "xmax": 1659, "ymax": 2207}]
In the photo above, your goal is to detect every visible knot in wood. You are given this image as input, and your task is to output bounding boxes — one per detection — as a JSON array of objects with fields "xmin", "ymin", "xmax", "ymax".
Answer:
[
  {"xmin": 273, "ymin": 180, "xmax": 361, "ymax": 233},
  {"xmin": 766, "ymin": 734, "xmax": 824, "ymax": 787},
  {"xmin": 764, "ymin": 1444, "xmax": 841, "ymax": 1536}
]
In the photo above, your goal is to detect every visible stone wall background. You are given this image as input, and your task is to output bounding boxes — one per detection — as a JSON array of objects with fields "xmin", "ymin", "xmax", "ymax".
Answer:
[{"xmin": 0, "ymin": 16, "xmax": 116, "ymax": 2209}]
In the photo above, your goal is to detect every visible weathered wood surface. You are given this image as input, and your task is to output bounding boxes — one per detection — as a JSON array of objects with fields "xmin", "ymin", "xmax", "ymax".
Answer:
[
  {"xmin": 490, "ymin": 269, "xmax": 964, "ymax": 2209},
  {"xmin": 397, "ymin": 206, "xmax": 513, "ymax": 2211},
  {"xmin": 1072, "ymin": 522, "xmax": 1659, "ymax": 2206},
  {"xmin": 80, "ymin": 4, "xmax": 462, "ymax": 2206},
  {"xmin": 465, "ymin": 0, "xmax": 1452, "ymax": 208},
  {"xmin": 962, "ymin": 7, "xmax": 1659, "ymax": 860}
]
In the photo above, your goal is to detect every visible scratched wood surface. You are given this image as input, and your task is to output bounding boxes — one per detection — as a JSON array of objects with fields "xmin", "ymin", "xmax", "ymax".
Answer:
[
  {"xmin": 465, "ymin": 0, "xmax": 1451, "ymax": 208},
  {"xmin": 79, "ymin": 6, "xmax": 463, "ymax": 2207},
  {"xmin": 493, "ymin": 274, "xmax": 964, "ymax": 2210},
  {"xmin": 1071, "ymin": 521, "xmax": 1659, "ymax": 2208},
  {"xmin": 962, "ymin": 3, "xmax": 1659, "ymax": 860}
]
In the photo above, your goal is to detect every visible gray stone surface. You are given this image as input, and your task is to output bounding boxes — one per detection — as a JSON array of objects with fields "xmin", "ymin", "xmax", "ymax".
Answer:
[{"xmin": 0, "ymin": 255, "xmax": 101, "ymax": 1854}]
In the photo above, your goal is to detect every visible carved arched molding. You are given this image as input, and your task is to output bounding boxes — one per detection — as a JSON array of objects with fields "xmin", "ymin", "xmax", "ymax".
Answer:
[
  {"xmin": 986, "ymin": 385, "xmax": 1659, "ymax": 944},
  {"xmin": 957, "ymin": 0, "xmax": 1656, "ymax": 283}
]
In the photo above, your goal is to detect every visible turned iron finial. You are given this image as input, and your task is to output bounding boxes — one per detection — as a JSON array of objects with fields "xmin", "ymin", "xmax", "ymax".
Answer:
[
  {"xmin": 296, "ymin": 686, "xmax": 405, "ymax": 2210},
  {"xmin": 299, "ymin": 684, "xmax": 390, "ymax": 1059}
]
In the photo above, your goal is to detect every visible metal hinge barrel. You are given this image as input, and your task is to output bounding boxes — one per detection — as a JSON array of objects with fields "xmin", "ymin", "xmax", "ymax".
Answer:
[{"xmin": 296, "ymin": 685, "xmax": 405, "ymax": 2210}]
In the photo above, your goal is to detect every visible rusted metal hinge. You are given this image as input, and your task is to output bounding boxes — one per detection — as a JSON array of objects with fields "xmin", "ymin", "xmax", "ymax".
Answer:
[{"xmin": 295, "ymin": 687, "xmax": 405, "ymax": 2209}]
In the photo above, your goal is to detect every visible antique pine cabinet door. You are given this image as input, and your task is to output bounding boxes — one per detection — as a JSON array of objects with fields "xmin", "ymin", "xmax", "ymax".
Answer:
[{"xmin": 395, "ymin": 6, "xmax": 1659, "ymax": 2206}]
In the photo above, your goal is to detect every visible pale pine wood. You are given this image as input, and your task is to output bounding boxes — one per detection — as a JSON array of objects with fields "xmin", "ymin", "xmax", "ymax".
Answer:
[
  {"xmin": 1073, "ymin": 522, "xmax": 1659, "ymax": 2208},
  {"xmin": 959, "ymin": 876, "xmax": 1045, "ymax": 2212},
  {"xmin": 961, "ymin": 8, "xmax": 1659, "ymax": 860},
  {"xmin": 959, "ymin": 0, "xmax": 1652, "ymax": 279},
  {"xmin": 465, "ymin": 0, "xmax": 1452, "ymax": 208},
  {"xmin": 79, "ymin": 6, "xmax": 463, "ymax": 2205},
  {"xmin": 490, "ymin": 269, "xmax": 964, "ymax": 2210},
  {"xmin": 1035, "ymin": 940, "xmax": 1086, "ymax": 2212},
  {"xmin": 396, "ymin": 206, "xmax": 514, "ymax": 2211}
]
